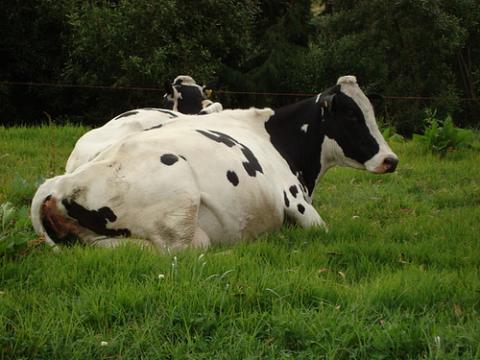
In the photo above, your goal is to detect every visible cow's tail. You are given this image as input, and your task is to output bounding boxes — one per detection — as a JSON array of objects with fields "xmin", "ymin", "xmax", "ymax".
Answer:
[{"xmin": 31, "ymin": 178, "xmax": 62, "ymax": 250}]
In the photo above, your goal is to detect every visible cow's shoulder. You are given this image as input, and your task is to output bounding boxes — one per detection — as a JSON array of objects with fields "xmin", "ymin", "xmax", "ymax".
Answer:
[{"xmin": 218, "ymin": 108, "xmax": 274, "ymax": 124}]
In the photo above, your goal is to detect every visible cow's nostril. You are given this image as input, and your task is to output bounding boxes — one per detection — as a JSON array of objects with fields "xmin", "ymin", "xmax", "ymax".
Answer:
[{"xmin": 383, "ymin": 156, "xmax": 399, "ymax": 172}]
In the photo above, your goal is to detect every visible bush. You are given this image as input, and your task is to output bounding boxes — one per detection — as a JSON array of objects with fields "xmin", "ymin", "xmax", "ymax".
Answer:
[
  {"xmin": 379, "ymin": 117, "xmax": 405, "ymax": 143},
  {"xmin": 0, "ymin": 202, "xmax": 35, "ymax": 256},
  {"xmin": 413, "ymin": 109, "xmax": 476, "ymax": 156}
]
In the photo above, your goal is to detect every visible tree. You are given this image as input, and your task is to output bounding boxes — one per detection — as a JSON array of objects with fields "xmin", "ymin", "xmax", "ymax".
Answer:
[
  {"xmin": 1, "ymin": 0, "xmax": 478, "ymax": 130},
  {"xmin": 0, "ymin": 0, "xmax": 77, "ymax": 125},
  {"xmin": 312, "ymin": 0, "xmax": 480, "ymax": 133},
  {"xmin": 219, "ymin": 0, "xmax": 325, "ymax": 109}
]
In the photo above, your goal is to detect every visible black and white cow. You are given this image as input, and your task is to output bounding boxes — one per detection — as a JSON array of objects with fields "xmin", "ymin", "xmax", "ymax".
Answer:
[
  {"xmin": 162, "ymin": 75, "xmax": 222, "ymax": 115},
  {"xmin": 65, "ymin": 75, "xmax": 223, "ymax": 173},
  {"xmin": 32, "ymin": 76, "xmax": 398, "ymax": 251}
]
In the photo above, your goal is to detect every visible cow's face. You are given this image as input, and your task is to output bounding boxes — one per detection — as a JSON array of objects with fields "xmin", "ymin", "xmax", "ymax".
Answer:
[
  {"xmin": 162, "ymin": 75, "xmax": 210, "ymax": 114},
  {"xmin": 320, "ymin": 76, "xmax": 398, "ymax": 173}
]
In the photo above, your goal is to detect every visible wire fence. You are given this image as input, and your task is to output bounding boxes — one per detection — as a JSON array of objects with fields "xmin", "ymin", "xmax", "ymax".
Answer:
[
  {"xmin": 1, "ymin": 80, "xmax": 478, "ymax": 102},
  {"xmin": 2, "ymin": 79, "xmax": 478, "ymax": 129}
]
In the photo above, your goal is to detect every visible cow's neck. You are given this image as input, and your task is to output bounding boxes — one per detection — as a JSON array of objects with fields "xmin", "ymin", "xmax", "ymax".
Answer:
[{"xmin": 265, "ymin": 97, "xmax": 326, "ymax": 196}]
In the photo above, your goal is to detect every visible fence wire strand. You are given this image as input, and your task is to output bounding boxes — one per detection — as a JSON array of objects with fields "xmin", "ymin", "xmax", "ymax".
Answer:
[{"xmin": 1, "ymin": 80, "xmax": 478, "ymax": 102}]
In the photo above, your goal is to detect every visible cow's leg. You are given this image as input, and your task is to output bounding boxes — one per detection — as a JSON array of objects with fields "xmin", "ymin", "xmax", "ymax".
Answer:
[
  {"xmin": 145, "ymin": 195, "xmax": 211, "ymax": 252},
  {"xmin": 285, "ymin": 201, "xmax": 327, "ymax": 229},
  {"xmin": 192, "ymin": 226, "xmax": 210, "ymax": 249},
  {"xmin": 91, "ymin": 237, "xmax": 154, "ymax": 250}
]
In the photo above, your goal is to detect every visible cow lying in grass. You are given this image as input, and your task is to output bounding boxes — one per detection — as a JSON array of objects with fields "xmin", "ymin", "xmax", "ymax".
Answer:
[
  {"xmin": 32, "ymin": 76, "xmax": 398, "ymax": 252},
  {"xmin": 65, "ymin": 75, "xmax": 223, "ymax": 173}
]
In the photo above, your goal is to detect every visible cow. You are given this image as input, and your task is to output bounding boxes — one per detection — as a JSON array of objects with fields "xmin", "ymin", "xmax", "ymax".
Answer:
[
  {"xmin": 162, "ymin": 75, "xmax": 222, "ymax": 115},
  {"xmin": 65, "ymin": 75, "xmax": 223, "ymax": 173},
  {"xmin": 32, "ymin": 75, "xmax": 398, "ymax": 252}
]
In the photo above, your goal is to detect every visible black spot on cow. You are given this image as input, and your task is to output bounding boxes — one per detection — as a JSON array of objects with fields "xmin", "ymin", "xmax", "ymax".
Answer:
[
  {"xmin": 179, "ymin": 155, "xmax": 187, "ymax": 161},
  {"xmin": 240, "ymin": 146, "xmax": 263, "ymax": 177},
  {"xmin": 156, "ymin": 109, "xmax": 178, "ymax": 118},
  {"xmin": 283, "ymin": 191, "xmax": 290, "ymax": 207},
  {"xmin": 141, "ymin": 108, "xmax": 178, "ymax": 118},
  {"xmin": 97, "ymin": 207, "xmax": 117, "ymax": 222},
  {"xmin": 296, "ymin": 172, "xmax": 308, "ymax": 194},
  {"xmin": 297, "ymin": 204, "xmax": 305, "ymax": 214},
  {"xmin": 144, "ymin": 123, "xmax": 163, "ymax": 131},
  {"xmin": 160, "ymin": 153, "xmax": 179, "ymax": 166},
  {"xmin": 289, "ymin": 185, "xmax": 298, "ymax": 198},
  {"xmin": 143, "ymin": 109, "xmax": 180, "ymax": 131},
  {"xmin": 114, "ymin": 110, "xmax": 139, "ymax": 120},
  {"xmin": 196, "ymin": 129, "xmax": 263, "ymax": 177},
  {"xmin": 62, "ymin": 199, "xmax": 131, "ymax": 237},
  {"xmin": 196, "ymin": 129, "xmax": 236, "ymax": 147},
  {"xmin": 226, "ymin": 170, "xmax": 239, "ymax": 186}
]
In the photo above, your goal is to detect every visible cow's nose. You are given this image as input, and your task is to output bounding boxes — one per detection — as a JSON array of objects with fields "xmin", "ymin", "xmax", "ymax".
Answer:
[{"xmin": 383, "ymin": 156, "xmax": 399, "ymax": 173}]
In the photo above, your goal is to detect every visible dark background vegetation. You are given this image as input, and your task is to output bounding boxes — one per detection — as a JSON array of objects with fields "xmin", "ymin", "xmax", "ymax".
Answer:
[{"xmin": 1, "ymin": 0, "xmax": 479, "ymax": 134}]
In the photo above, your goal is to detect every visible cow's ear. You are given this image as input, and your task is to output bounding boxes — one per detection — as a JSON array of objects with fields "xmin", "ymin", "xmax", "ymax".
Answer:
[
  {"xmin": 319, "ymin": 93, "xmax": 335, "ymax": 111},
  {"xmin": 164, "ymin": 80, "xmax": 174, "ymax": 96},
  {"xmin": 202, "ymin": 84, "xmax": 213, "ymax": 98},
  {"xmin": 203, "ymin": 86, "xmax": 213, "ymax": 99},
  {"xmin": 318, "ymin": 84, "xmax": 340, "ymax": 111},
  {"xmin": 203, "ymin": 79, "xmax": 219, "ymax": 98}
]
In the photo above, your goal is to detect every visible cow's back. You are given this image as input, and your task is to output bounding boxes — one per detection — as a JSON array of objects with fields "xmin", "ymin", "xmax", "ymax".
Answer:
[{"xmin": 65, "ymin": 109, "xmax": 179, "ymax": 173}]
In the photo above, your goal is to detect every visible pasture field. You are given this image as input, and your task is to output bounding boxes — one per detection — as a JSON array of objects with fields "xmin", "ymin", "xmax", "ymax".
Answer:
[{"xmin": 0, "ymin": 125, "xmax": 479, "ymax": 359}]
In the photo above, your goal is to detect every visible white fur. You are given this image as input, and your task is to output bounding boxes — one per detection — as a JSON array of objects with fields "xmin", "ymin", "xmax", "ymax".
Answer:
[
  {"xmin": 173, "ymin": 75, "xmax": 197, "ymax": 86},
  {"xmin": 200, "ymin": 101, "xmax": 223, "ymax": 114}
]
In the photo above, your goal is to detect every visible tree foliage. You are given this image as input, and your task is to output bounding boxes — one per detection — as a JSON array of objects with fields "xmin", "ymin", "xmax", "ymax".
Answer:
[
  {"xmin": 0, "ymin": 0, "xmax": 478, "ymax": 132},
  {"xmin": 313, "ymin": 0, "xmax": 480, "ymax": 133}
]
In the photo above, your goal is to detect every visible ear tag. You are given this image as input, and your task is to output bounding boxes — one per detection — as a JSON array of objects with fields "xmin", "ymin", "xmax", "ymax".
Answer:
[{"xmin": 205, "ymin": 89, "xmax": 213, "ymax": 98}]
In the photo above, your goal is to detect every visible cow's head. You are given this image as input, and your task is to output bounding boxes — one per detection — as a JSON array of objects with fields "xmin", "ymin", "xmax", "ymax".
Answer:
[
  {"xmin": 162, "ymin": 75, "xmax": 217, "ymax": 114},
  {"xmin": 319, "ymin": 76, "xmax": 398, "ymax": 173}
]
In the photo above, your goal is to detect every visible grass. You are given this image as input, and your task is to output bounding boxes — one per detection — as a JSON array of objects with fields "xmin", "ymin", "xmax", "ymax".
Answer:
[{"xmin": 0, "ymin": 125, "xmax": 479, "ymax": 359}]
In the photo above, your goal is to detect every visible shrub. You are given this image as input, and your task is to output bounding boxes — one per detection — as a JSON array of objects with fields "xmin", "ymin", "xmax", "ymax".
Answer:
[
  {"xmin": 381, "ymin": 125, "xmax": 405, "ymax": 143},
  {"xmin": 0, "ymin": 202, "xmax": 35, "ymax": 256},
  {"xmin": 413, "ymin": 109, "xmax": 476, "ymax": 156}
]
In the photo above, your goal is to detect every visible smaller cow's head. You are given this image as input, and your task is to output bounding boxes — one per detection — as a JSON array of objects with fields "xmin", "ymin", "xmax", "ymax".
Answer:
[
  {"xmin": 319, "ymin": 76, "xmax": 398, "ymax": 174},
  {"xmin": 162, "ymin": 75, "xmax": 216, "ymax": 114}
]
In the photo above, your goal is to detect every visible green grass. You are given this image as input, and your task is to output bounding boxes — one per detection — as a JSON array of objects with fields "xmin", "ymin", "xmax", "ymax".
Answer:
[{"xmin": 1, "ymin": 125, "xmax": 479, "ymax": 359}]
